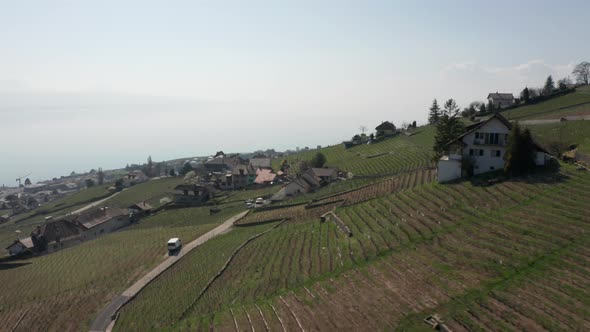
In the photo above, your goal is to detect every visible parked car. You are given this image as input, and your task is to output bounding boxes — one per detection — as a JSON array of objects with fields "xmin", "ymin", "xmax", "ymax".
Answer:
[
  {"xmin": 167, "ymin": 238, "xmax": 182, "ymax": 252},
  {"xmin": 245, "ymin": 202, "xmax": 253, "ymax": 209},
  {"xmin": 255, "ymin": 197, "xmax": 264, "ymax": 204}
]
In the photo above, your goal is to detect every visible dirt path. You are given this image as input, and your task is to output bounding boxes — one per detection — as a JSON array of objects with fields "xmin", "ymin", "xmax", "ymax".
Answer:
[{"xmin": 89, "ymin": 210, "xmax": 249, "ymax": 332}]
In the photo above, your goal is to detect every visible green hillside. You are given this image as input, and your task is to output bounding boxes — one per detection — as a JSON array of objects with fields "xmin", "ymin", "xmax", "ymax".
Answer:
[
  {"xmin": 0, "ymin": 205, "xmax": 242, "ymax": 331},
  {"xmin": 276, "ymin": 125, "xmax": 436, "ymax": 176},
  {"xmin": 113, "ymin": 164, "xmax": 590, "ymax": 331},
  {"xmin": 525, "ymin": 120, "xmax": 590, "ymax": 154},
  {"xmin": 501, "ymin": 85, "xmax": 590, "ymax": 120}
]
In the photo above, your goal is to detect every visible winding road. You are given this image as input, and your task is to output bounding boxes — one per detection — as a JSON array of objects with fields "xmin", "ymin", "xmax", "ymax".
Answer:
[{"xmin": 89, "ymin": 210, "xmax": 249, "ymax": 332}]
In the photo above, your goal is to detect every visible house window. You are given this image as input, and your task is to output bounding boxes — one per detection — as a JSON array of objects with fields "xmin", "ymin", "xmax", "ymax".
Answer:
[
  {"xmin": 469, "ymin": 149, "xmax": 474, "ymax": 156},
  {"xmin": 479, "ymin": 149, "xmax": 484, "ymax": 156},
  {"xmin": 504, "ymin": 134, "xmax": 508, "ymax": 144},
  {"xmin": 495, "ymin": 150, "xmax": 501, "ymax": 157}
]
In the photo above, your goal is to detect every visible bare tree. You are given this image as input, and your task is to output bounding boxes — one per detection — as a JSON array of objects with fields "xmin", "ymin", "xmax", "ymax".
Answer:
[{"xmin": 572, "ymin": 61, "xmax": 590, "ymax": 85}]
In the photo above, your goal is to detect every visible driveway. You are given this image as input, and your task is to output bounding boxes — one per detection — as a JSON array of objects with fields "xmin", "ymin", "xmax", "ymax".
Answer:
[{"xmin": 89, "ymin": 210, "xmax": 249, "ymax": 332}]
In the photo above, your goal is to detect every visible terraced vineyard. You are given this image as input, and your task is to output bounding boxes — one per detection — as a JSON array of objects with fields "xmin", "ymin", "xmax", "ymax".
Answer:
[
  {"xmin": 236, "ymin": 168, "xmax": 435, "ymax": 226},
  {"xmin": 0, "ymin": 205, "xmax": 241, "ymax": 331},
  {"xmin": 275, "ymin": 126, "xmax": 436, "ymax": 176},
  {"xmin": 113, "ymin": 165, "xmax": 590, "ymax": 331}
]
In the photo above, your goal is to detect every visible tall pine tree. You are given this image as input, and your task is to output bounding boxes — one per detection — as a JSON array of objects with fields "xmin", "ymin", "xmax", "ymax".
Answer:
[
  {"xmin": 504, "ymin": 122, "xmax": 536, "ymax": 176},
  {"xmin": 543, "ymin": 75, "xmax": 555, "ymax": 95},
  {"xmin": 428, "ymin": 99, "xmax": 440, "ymax": 124},
  {"xmin": 433, "ymin": 99, "xmax": 465, "ymax": 156}
]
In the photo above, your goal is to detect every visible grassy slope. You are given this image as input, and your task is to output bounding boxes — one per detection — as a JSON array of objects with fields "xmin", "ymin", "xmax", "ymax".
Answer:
[
  {"xmin": 0, "ymin": 205, "xmax": 242, "ymax": 331},
  {"xmin": 274, "ymin": 125, "xmax": 436, "ymax": 176},
  {"xmin": 524, "ymin": 120, "xmax": 590, "ymax": 154},
  {"xmin": 501, "ymin": 85, "xmax": 590, "ymax": 120}
]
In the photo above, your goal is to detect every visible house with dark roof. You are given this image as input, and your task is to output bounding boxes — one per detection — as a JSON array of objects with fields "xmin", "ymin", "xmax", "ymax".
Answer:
[
  {"xmin": 230, "ymin": 164, "xmax": 255, "ymax": 189},
  {"xmin": 66, "ymin": 207, "xmax": 130, "ymax": 239},
  {"xmin": 306, "ymin": 168, "xmax": 338, "ymax": 185},
  {"xmin": 173, "ymin": 184, "xmax": 212, "ymax": 206},
  {"xmin": 6, "ymin": 237, "xmax": 35, "ymax": 256},
  {"xmin": 487, "ymin": 92, "xmax": 515, "ymax": 109},
  {"xmin": 128, "ymin": 202, "xmax": 153, "ymax": 217},
  {"xmin": 375, "ymin": 121, "xmax": 397, "ymax": 137},
  {"xmin": 437, "ymin": 113, "xmax": 548, "ymax": 182}
]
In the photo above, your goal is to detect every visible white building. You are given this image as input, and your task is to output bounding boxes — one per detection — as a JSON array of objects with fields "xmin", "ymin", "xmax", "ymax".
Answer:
[
  {"xmin": 487, "ymin": 92, "xmax": 515, "ymax": 109},
  {"xmin": 437, "ymin": 113, "xmax": 547, "ymax": 182}
]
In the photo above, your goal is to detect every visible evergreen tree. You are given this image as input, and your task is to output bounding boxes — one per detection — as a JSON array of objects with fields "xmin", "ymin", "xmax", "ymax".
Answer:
[
  {"xmin": 520, "ymin": 87, "xmax": 530, "ymax": 103},
  {"xmin": 504, "ymin": 122, "xmax": 536, "ymax": 176},
  {"xmin": 428, "ymin": 99, "xmax": 441, "ymax": 124},
  {"xmin": 180, "ymin": 162, "xmax": 193, "ymax": 176},
  {"xmin": 479, "ymin": 103, "xmax": 486, "ymax": 115},
  {"xmin": 543, "ymin": 75, "xmax": 555, "ymax": 95},
  {"xmin": 24, "ymin": 178, "xmax": 32, "ymax": 186},
  {"xmin": 311, "ymin": 152, "xmax": 327, "ymax": 168},
  {"xmin": 433, "ymin": 99, "xmax": 465, "ymax": 156}
]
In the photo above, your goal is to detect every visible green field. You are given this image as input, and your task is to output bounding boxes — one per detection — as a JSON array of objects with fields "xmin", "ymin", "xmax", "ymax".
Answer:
[
  {"xmin": 502, "ymin": 85, "xmax": 590, "ymax": 120},
  {"xmin": 525, "ymin": 120, "xmax": 590, "ymax": 154}
]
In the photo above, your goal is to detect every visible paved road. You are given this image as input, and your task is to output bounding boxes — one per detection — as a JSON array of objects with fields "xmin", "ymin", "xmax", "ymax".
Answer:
[{"xmin": 89, "ymin": 210, "xmax": 249, "ymax": 332}]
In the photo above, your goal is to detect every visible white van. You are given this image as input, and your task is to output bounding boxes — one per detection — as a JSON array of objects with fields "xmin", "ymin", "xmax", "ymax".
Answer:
[{"xmin": 167, "ymin": 238, "xmax": 182, "ymax": 251}]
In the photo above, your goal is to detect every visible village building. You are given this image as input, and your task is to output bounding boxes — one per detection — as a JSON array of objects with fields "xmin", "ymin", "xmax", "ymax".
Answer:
[
  {"xmin": 230, "ymin": 164, "xmax": 256, "ymax": 189},
  {"xmin": 254, "ymin": 169, "xmax": 278, "ymax": 186},
  {"xmin": 487, "ymin": 92, "xmax": 515, "ymax": 109},
  {"xmin": 273, "ymin": 173, "xmax": 321, "ymax": 200},
  {"xmin": 204, "ymin": 155, "xmax": 247, "ymax": 173},
  {"xmin": 375, "ymin": 121, "xmax": 397, "ymax": 137},
  {"xmin": 173, "ymin": 184, "xmax": 212, "ymax": 206},
  {"xmin": 23, "ymin": 183, "xmax": 49, "ymax": 194},
  {"xmin": 249, "ymin": 158, "xmax": 272, "ymax": 170},
  {"xmin": 128, "ymin": 202, "xmax": 153, "ymax": 217},
  {"xmin": 6, "ymin": 237, "xmax": 35, "ymax": 256},
  {"xmin": 68, "ymin": 207, "xmax": 131, "ymax": 239},
  {"xmin": 306, "ymin": 168, "xmax": 338, "ymax": 185},
  {"xmin": 437, "ymin": 113, "xmax": 547, "ymax": 182},
  {"xmin": 122, "ymin": 170, "xmax": 149, "ymax": 187}
]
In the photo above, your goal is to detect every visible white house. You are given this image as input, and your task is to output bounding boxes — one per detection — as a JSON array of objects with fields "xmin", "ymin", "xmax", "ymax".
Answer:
[
  {"xmin": 437, "ymin": 113, "xmax": 547, "ymax": 182},
  {"xmin": 487, "ymin": 92, "xmax": 515, "ymax": 109}
]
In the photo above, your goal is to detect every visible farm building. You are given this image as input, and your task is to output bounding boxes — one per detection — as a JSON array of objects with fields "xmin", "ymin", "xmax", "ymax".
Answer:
[
  {"xmin": 122, "ymin": 170, "xmax": 149, "ymax": 187},
  {"xmin": 5, "ymin": 237, "xmax": 35, "ymax": 256},
  {"xmin": 307, "ymin": 168, "xmax": 338, "ymax": 185},
  {"xmin": 173, "ymin": 184, "xmax": 212, "ymax": 206},
  {"xmin": 204, "ymin": 155, "xmax": 247, "ymax": 173},
  {"xmin": 273, "ymin": 173, "xmax": 320, "ymax": 200},
  {"xmin": 128, "ymin": 202, "xmax": 153, "ymax": 217},
  {"xmin": 487, "ymin": 92, "xmax": 515, "ymax": 109},
  {"xmin": 438, "ymin": 113, "xmax": 548, "ymax": 182},
  {"xmin": 68, "ymin": 207, "xmax": 131, "ymax": 239},
  {"xmin": 375, "ymin": 121, "xmax": 397, "ymax": 137},
  {"xmin": 230, "ymin": 164, "xmax": 256, "ymax": 189},
  {"xmin": 254, "ymin": 169, "xmax": 278, "ymax": 185}
]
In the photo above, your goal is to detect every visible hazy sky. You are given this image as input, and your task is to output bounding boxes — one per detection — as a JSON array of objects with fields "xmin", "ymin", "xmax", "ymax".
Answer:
[{"xmin": 1, "ymin": 0, "xmax": 589, "ymax": 185}]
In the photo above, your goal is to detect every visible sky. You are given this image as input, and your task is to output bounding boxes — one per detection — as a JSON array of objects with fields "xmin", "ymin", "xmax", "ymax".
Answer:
[{"xmin": 1, "ymin": 0, "xmax": 589, "ymax": 185}]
